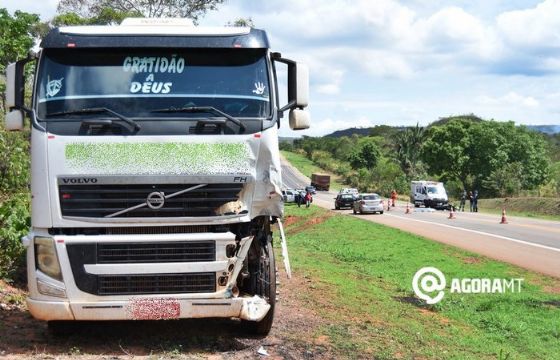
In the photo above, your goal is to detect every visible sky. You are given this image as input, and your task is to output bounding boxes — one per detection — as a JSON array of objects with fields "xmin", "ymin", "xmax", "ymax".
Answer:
[{"xmin": 4, "ymin": 0, "xmax": 560, "ymax": 136}]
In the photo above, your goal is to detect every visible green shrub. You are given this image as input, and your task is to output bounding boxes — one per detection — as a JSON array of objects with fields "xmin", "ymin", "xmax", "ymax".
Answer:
[
  {"xmin": 0, "ymin": 127, "xmax": 30, "ymax": 193},
  {"xmin": 0, "ymin": 192, "xmax": 30, "ymax": 280}
]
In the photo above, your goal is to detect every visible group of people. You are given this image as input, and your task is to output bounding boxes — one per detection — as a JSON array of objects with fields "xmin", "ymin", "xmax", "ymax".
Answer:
[
  {"xmin": 458, "ymin": 189, "xmax": 478, "ymax": 212},
  {"xmin": 295, "ymin": 190, "xmax": 313, "ymax": 208}
]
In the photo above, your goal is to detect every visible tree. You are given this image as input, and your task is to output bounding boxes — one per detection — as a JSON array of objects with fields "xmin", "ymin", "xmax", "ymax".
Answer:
[
  {"xmin": 394, "ymin": 123, "xmax": 425, "ymax": 178},
  {"xmin": 51, "ymin": 8, "xmax": 143, "ymax": 27},
  {"xmin": 421, "ymin": 119, "xmax": 473, "ymax": 189},
  {"xmin": 421, "ymin": 119, "xmax": 550, "ymax": 195},
  {"xmin": 0, "ymin": 9, "xmax": 41, "ymax": 109},
  {"xmin": 227, "ymin": 17, "xmax": 254, "ymax": 28},
  {"xmin": 349, "ymin": 138, "xmax": 381, "ymax": 170},
  {"xmin": 57, "ymin": 0, "xmax": 225, "ymax": 24},
  {"xmin": 482, "ymin": 162, "xmax": 524, "ymax": 197}
]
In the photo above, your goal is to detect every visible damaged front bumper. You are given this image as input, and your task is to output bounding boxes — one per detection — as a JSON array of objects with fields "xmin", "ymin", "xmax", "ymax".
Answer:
[
  {"xmin": 27, "ymin": 294, "xmax": 271, "ymax": 321},
  {"xmin": 26, "ymin": 231, "xmax": 272, "ymax": 322}
]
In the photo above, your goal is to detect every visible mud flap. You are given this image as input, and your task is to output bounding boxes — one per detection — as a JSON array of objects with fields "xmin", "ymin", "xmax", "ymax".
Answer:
[{"xmin": 277, "ymin": 219, "xmax": 292, "ymax": 279}]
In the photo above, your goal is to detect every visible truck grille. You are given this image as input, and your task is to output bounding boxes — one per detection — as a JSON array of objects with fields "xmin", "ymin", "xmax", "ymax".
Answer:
[
  {"xmin": 98, "ymin": 241, "xmax": 216, "ymax": 263},
  {"xmin": 98, "ymin": 273, "xmax": 216, "ymax": 295},
  {"xmin": 59, "ymin": 183, "xmax": 243, "ymax": 218},
  {"xmin": 67, "ymin": 242, "xmax": 217, "ymax": 295}
]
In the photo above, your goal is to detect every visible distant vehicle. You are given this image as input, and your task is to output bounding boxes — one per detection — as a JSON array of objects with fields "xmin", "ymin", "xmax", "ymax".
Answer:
[
  {"xmin": 311, "ymin": 173, "xmax": 330, "ymax": 191},
  {"xmin": 339, "ymin": 188, "xmax": 359, "ymax": 196},
  {"xmin": 334, "ymin": 193, "xmax": 356, "ymax": 210},
  {"xmin": 305, "ymin": 185, "xmax": 317, "ymax": 194},
  {"xmin": 282, "ymin": 189, "xmax": 297, "ymax": 203},
  {"xmin": 353, "ymin": 193, "xmax": 384, "ymax": 214},
  {"xmin": 411, "ymin": 181, "xmax": 449, "ymax": 209}
]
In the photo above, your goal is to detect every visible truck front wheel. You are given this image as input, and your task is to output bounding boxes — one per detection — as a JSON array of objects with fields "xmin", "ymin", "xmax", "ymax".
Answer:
[{"xmin": 242, "ymin": 235, "xmax": 276, "ymax": 335}]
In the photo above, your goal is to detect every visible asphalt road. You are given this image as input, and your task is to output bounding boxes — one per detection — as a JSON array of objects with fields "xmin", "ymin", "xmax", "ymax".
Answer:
[{"xmin": 281, "ymin": 157, "xmax": 560, "ymax": 278}]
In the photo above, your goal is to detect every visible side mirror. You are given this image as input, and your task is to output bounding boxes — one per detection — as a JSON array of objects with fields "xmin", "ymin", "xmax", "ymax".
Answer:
[
  {"xmin": 288, "ymin": 62, "xmax": 308, "ymax": 108},
  {"xmin": 273, "ymin": 54, "xmax": 311, "ymax": 130},
  {"xmin": 5, "ymin": 110, "xmax": 24, "ymax": 131},
  {"xmin": 289, "ymin": 108, "xmax": 310, "ymax": 130},
  {"xmin": 5, "ymin": 61, "xmax": 26, "ymax": 109}
]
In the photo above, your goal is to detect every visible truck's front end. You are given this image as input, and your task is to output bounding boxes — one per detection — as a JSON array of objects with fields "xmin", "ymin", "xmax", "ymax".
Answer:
[{"xmin": 4, "ymin": 19, "xmax": 310, "ymax": 335}]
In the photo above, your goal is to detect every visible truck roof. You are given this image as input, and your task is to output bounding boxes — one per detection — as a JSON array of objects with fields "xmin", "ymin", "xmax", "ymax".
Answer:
[
  {"xmin": 411, "ymin": 181, "xmax": 442, "ymax": 185},
  {"xmin": 40, "ymin": 20, "xmax": 270, "ymax": 49}
]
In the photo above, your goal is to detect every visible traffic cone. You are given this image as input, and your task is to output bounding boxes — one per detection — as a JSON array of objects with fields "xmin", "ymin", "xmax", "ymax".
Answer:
[
  {"xmin": 448, "ymin": 206, "xmax": 456, "ymax": 219},
  {"xmin": 500, "ymin": 208, "xmax": 508, "ymax": 224}
]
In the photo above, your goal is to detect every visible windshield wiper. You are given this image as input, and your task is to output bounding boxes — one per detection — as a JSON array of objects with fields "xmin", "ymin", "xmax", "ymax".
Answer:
[
  {"xmin": 45, "ymin": 107, "xmax": 141, "ymax": 132},
  {"xmin": 151, "ymin": 106, "xmax": 246, "ymax": 131}
]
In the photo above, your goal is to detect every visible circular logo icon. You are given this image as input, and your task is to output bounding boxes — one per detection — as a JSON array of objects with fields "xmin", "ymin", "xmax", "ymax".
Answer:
[
  {"xmin": 146, "ymin": 192, "xmax": 165, "ymax": 209},
  {"xmin": 412, "ymin": 266, "xmax": 446, "ymax": 304}
]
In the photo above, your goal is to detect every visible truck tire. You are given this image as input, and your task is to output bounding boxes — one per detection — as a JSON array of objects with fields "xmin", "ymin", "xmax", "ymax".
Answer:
[{"xmin": 242, "ymin": 238, "xmax": 276, "ymax": 335}]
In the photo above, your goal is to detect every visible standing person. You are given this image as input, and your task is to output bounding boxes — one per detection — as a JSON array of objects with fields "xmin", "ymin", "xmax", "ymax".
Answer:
[
  {"xmin": 304, "ymin": 191, "xmax": 312, "ymax": 208},
  {"xmin": 391, "ymin": 189, "xmax": 397, "ymax": 207},
  {"xmin": 296, "ymin": 190, "xmax": 303, "ymax": 208},
  {"xmin": 468, "ymin": 191, "xmax": 474, "ymax": 212},
  {"xmin": 473, "ymin": 190, "xmax": 479, "ymax": 212},
  {"xmin": 459, "ymin": 189, "xmax": 467, "ymax": 212}
]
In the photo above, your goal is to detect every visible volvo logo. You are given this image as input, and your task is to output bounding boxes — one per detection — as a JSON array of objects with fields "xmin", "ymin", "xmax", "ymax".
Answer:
[{"xmin": 146, "ymin": 192, "xmax": 165, "ymax": 209}]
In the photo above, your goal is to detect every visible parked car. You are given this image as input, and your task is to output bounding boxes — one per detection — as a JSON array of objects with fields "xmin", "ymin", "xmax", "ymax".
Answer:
[
  {"xmin": 305, "ymin": 185, "xmax": 317, "ymax": 194},
  {"xmin": 334, "ymin": 193, "xmax": 356, "ymax": 210},
  {"xmin": 353, "ymin": 193, "xmax": 384, "ymax": 214},
  {"xmin": 282, "ymin": 189, "xmax": 297, "ymax": 203}
]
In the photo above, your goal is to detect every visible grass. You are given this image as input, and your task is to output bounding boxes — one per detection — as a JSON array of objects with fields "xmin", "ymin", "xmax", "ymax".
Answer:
[
  {"xmin": 280, "ymin": 150, "xmax": 345, "ymax": 191},
  {"xmin": 280, "ymin": 204, "xmax": 560, "ymax": 359},
  {"xmin": 477, "ymin": 197, "xmax": 560, "ymax": 222}
]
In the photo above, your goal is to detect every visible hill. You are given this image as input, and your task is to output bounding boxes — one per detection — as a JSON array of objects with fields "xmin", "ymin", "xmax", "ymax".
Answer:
[
  {"xmin": 527, "ymin": 125, "xmax": 560, "ymax": 135},
  {"xmin": 325, "ymin": 125, "xmax": 405, "ymax": 138}
]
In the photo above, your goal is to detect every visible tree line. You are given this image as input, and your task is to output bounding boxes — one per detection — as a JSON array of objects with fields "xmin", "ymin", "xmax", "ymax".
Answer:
[{"xmin": 281, "ymin": 115, "xmax": 559, "ymax": 199}]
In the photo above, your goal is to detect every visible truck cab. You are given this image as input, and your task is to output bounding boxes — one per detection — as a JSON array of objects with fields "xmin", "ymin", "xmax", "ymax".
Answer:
[{"xmin": 4, "ymin": 18, "xmax": 310, "ymax": 335}]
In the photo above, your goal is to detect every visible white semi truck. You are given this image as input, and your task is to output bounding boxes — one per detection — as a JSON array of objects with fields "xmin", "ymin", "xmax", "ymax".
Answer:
[{"xmin": 4, "ymin": 18, "xmax": 310, "ymax": 335}]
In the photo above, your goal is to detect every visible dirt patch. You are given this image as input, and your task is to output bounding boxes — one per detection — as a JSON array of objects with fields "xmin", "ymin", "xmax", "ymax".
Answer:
[
  {"xmin": 0, "ymin": 262, "xmax": 336, "ymax": 359},
  {"xmin": 542, "ymin": 285, "xmax": 560, "ymax": 294},
  {"xmin": 287, "ymin": 213, "xmax": 334, "ymax": 235},
  {"xmin": 462, "ymin": 256, "xmax": 482, "ymax": 264},
  {"xmin": 282, "ymin": 215, "xmax": 298, "ymax": 227}
]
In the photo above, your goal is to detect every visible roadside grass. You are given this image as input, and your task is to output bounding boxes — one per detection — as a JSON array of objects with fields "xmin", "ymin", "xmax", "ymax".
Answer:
[
  {"xmin": 477, "ymin": 197, "xmax": 560, "ymax": 222},
  {"xmin": 280, "ymin": 204, "xmax": 560, "ymax": 359},
  {"xmin": 280, "ymin": 150, "xmax": 345, "ymax": 191}
]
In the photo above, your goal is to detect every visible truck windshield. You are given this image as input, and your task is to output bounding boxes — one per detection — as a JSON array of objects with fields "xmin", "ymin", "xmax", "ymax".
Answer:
[
  {"xmin": 427, "ymin": 186, "xmax": 439, "ymax": 194},
  {"xmin": 36, "ymin": 48, "xmax": 271, "ymax": 120}
]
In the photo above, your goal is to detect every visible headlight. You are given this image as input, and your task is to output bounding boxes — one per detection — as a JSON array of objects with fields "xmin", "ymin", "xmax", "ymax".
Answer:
[{"xmin": 35, "ymin": 237, "xmax": 62, "ymax": 280}]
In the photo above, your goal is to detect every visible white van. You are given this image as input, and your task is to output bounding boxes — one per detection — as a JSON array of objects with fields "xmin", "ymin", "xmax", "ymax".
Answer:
[{"xmin": 411, "ymin": 181, "xmax": 449, "ymax": 209}]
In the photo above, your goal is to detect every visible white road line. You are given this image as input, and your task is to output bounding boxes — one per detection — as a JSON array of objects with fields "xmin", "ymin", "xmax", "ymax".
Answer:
[{"xmin": 384, "ymin": 213, "xmax": 560, "ymax": 253}]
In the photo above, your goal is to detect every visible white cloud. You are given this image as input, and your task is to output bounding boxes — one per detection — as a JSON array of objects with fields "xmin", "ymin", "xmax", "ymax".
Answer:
[
  {"xmin": 477, "ymin": 92, "xmax": 540, "ymax": 108},
  {"xmin": 497, "ymin": 0, "xmax": 560, "ymax": 51}
]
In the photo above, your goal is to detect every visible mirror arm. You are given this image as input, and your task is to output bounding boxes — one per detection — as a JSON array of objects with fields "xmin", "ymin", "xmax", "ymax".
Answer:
[{"xmin": 278, "ymin": 100, "xmax": 296, "ymax": 114}]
